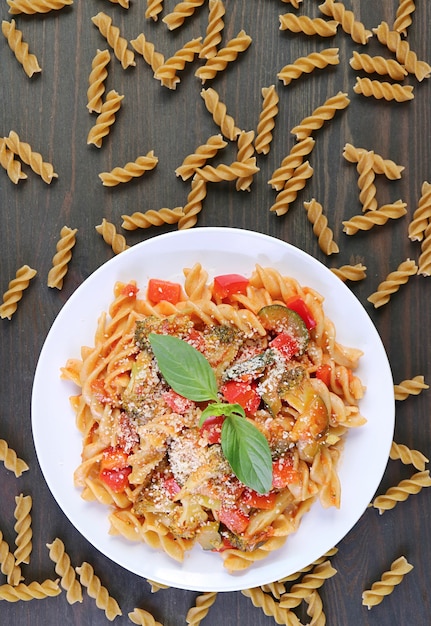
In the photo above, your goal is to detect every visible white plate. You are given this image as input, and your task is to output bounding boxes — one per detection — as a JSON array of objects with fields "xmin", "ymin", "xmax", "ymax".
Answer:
[{"xmin": 31, "ymin": 227, "xmax": 394, "ymax": 592}]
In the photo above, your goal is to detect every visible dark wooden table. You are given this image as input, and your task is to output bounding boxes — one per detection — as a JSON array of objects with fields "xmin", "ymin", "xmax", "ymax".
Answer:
[{"xmin": 1, "ymin": 1, "xmax": 431, "ymax": 624}]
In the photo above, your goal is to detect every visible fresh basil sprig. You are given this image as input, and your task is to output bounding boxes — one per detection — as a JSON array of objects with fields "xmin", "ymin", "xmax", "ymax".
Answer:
[{"xmin": 148, "ymin": 333, "xmax": 273, "ymax": 494}]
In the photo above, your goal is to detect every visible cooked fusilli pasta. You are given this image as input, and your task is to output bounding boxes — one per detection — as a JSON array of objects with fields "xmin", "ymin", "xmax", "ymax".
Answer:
[
  {"xmin": 318, "ymin": 0, "xmax": 372, "ymax": 44},
  {"xmin": 7, "ymin": 0, "xmax": 72, "ymax": 13},
  {"xmin": 0, "ymin": 579, "xmax": 60, "ymax": 601},
  {"xmin": 46, "ymin": 538, "xmax": 83, "ymax": 604},
  {"xmin": 76, "ymin": 561, "xmax": 122, "ymax": 620},
  {"xmin": 0, "ymin": 264, "xmax": 37, "ymax": 320},
  {"xmin": 128, "ymin": 608, "xmax": 163, "ymax": 626},
  {"xmin": 98, "ymin": 152, "xmax": 158, "ymax": 186},
  {"xmin": 154, "ymin": 38, "xmax": 202, "ymax": 89},
  {"xmin": 0, "ymin": 530, "xmax": 22, "ymax": 586},
  {"xmin": 372, "ymin": 470, "xmax": 431, "ymax": 514},
  {"xmin": 290, "ymin": 92, "xmax": 350, "ymax": 140},
  {"xmin": 390, "ymin": 442, "xmax": 429, "ymax": 472},
  {"xmin": 268, "ymin": 137, "xmax": 315, "ymax": 190},
  {"xmin": 199, "ymin": 0, "xmax": 225, "ymax": 59},
  {"xmin": 254, "ymin": 85, "xmax": 279, "ymax": 155},
  {"xmin": 330, "ymin": 263, "xmax": 367, "ymax": 282},
  {"xmin": 2, "ymin": 19, "xmax": 41, "ymax": 77},
  {"xmin": 349, "ymin": 51, "xmax": 407, "ymax": 81},
  {"xmin": 162, "ymin": 0, "xmax": 206, "ymax": 31},
  {"xmin": 0, "ymin": 137, "xmax": 27, "ymax": 184},
  {"xmin": 408, "ymin": 181, "xmax": 431, "ymax": 241},
  {"xmin": 277, "ymin": 48, "xmax": 339, "ymax": 86},
  {"xmin": 175, "ymin": 134, "xmax": 227, "ymax": 180},
  {"xmin": 200, "ymin": 87, "xmax": 241, "ymax": 140},
  {"xmin": 342, "ymin": 200, "xmax": 407, "ymax": 234},
  {"xmin": 5, "ymin": 130, "xmax": 57, "ymax": 183},
  {"xmin": 393, "ymin": 0, "xmax": 416, "ymax": 36},
  {"xmin": 91, "ymin": 11, "xmax": 135, "ymax": 70},
  {"xmin": 87, "ymin": 49, "xmax": 111, "ymax": 113},
  {"xmin": 279, "ymin": 14, "xmax": 338, "ymax": 37},
  {"xmin": 367, "ymin": 259, "xmax": 418, "ymax": 308},
  {"xmin": 195, "ymin": 29, "xmax": 251, "ymax": 83},
  {"xmin": 95, "ymin": 219, "xmax": 129, "ymax": 254},
  {"xmin": 353, "ymin": 77, "xmax": 414, "ymax": 102},
  {"xmin": 303, "ymin": 199, "xmax": 339, "ymax": 255},
  {"xmin": 394, "ymin": 375, "xmax": 429, "ymax": 401},
  {"xmin": 47, "ymin": 226, "xmax": 78, "ymax": 289},
  {"xmin": 13, "ymin": 494, "xmax": 32, "ymax": 566},
  {"xmin": 87, "ymin": 89, "xmax": 124, "ymax": 148},
  {"xmin": 362, "ymin": 556, "xmax": 413, "ymax": 609},
  {"xmin": 121, "ymin": 207, "xmax": 184, "ymax": 230},
  {"xmin": 186, "ymin": 591, "xmax": 217, "ymax": 625},
  {"xmin": 130, "ymin": 33, "xmax": 164, "ymax": 74},
  {"xmin": 269, "ymin": 161, "xmax": 314, "ymax": 216},
  {"xmin": 373, "ymin": 21, "xmax": 431, "ymax": 82}
]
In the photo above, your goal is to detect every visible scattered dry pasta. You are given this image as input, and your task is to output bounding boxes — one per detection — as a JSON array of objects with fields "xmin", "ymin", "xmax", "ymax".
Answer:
[
  {"xmin": 0, "ymin": 137, "xmax": 27, "ymax": 184},
  {"xmin": 121, "ymin": 207, "xmax": 184, "ymax": 230},
  {"xmin": 418, "ymin": 222, "xmax": 431, "ymax": 276},
  {"xmin": 362, "ymin": 556, "xmax": 413, "ymax": 609},
  {"xmin": 128, "ymin": 608, "xmax": 163, "ymax": 626},
  {"xmin": 318, "ymin": 0, "xmax": 372, "ymax": 44},
  {"xmin": 355, "ymin": 150, "xmax": 377, "ymax": 213},
  {"xmin": 0, "ymin": 530, "xmax": 22, "ymax": 586},
  {"xmin": 154, "ymin": 38, "xmax": 202, "ymax": 89},
  {"xmin": 2, "ymin": 19, "xmax": 41, "ymax": 77},
  {"xmin": 13, "ymin": 494, "xmax": 32, "ymax": 566},
  {"xmin": 0, "ymin": 439, "xmax": 28, "ymax": 476},
  {"xmin": 130, "ymin": 33, "xmax": 164, "ymax": 74},
  {"xmin": 342, "ymin": 143, "xmax": 405, "ymax": 180},
  {"xmin": 242, "ymin": 587, "xmax": 301, "ymax": 625},
  {"xmin": 199, "ymin": 0, "xmax": 225, "ymax": 59},
  {"xmin": 279, "ymin": 14, "xmax": 338, "ymax": 38},
  {"xmin": 195, "ymin": 29, "xmax": 251, "ymax": 83},
  {"xmin": 86, "ymin": 48, "xmax": 111, "ymax": 113},
  {"xmin": 394, "ymin": 375, "xmax": 429, "ymax": 400},
  {"xmin": 109, "ymin": 0, "xmax": 129, "ymax": 7},
  {"xmin": 268, "ymin": 137, "xmax": 315, "ymax": 190},
  {"xmin": 98, "ymin": 152, "xmax": 158, "ymax": 186},
  {"xmin": 290, "ymin": 92, "xmax": 350, "ymax": 140},
  {"xmin": 269, "ymin": 161, "xmax": 314, "ymax": 216},
  {"xmin": 305, "ymin": 590, "xmax": 326, "ymax": 626},
  {"xmin": 372, "ymin": 470, "xmax": 431, "ymax": 514},
  {"xmin": 0, "ymin": 264, "xmax": 37, "ymax": 320},
  {"xmin": 236, "ymin": 130, "xmax": 255, "ymax": 191},
  {"xmin": 330, "ymin": 263, "xmax": 367, "ymax": 282},
  {"xmin": 162, "ymin": 0, "xmax": 206, "ymax": 31},
  {"xmin": 279, "ymin": 561, "xmax": 337, "ymax": 608},
  {"xmin": 367, "ymin": 258, "xmax": 418, "ymax": 308},
  {"xmin": 5, "ymin": 130, "xmax": 57, "ymax": 183},
  {"xmin": 95, "ymin": 219, "xmax": 129, "ymax": 254},
  {"xmin": 393, "ymin": 0, "xmax": 416, "ymax": 37},
  {"xmin": 175, "ymin": 134, "xmax": 227, "ymax": 180},
  {"xmin": 178, "ymin": 177, "xmax": 207, "ymax": 229},
  {"xmin": 373, "ymin": 21, "xmax": 431, "ymax": 82},
  {"xmin": 47, "ymin": 226, "xmax": 78, "ymax": 289},
  {"xmin": 193, "ymin": 158, "xmax": 259, "ymax": 183},
  {"xmin": 277, "ymin": 48, "xmax": 340, "ymax": 86},
  {"xmin": 353, "ymin": 77, "xmax": 414, "ymax": 102},
  {"xmin": 254, "ymin": 85, "xmax": 279, "ymax": 155},
  {"xmin": 0, "ymin": 579, "xmax": 60, "ymax": 601},
  {"xmin": 46, "ymin": 538, "xmax": 83, "ymax": 604},
  {"xmin": 408, "ymin": 181, "xmax": 431, "ymax": 241},
  {"xmin": 390, "ymin": 442, "xmax": 429, "ymax": 472},
  {"xmin": 91, "ymin": 12, "xmax": 135, "ymax": 70},
  {"xmin": 349, "ymin": 51, "xmax": 407, "ymax": 81},
  {"xmin": 76, "ymin": 561, "xmax": 122, "ymax": 620},
  {"xmin": 87, "ymin": 89, "xmax": 124, "ymax": 148},
  {"xmin": 145, "ymin": 0, "xmax": 163, "ymax": 21},
  {"xmin": 186, "ymin": 591, "xmax": 217, "ymax": 625},
  {"xmin": 342, "ymin": 201, "xmax": 407, "ymax": 235},
  {"xmin": 303, "ymin": 198, "xmax": 339, "ymax": 255},
  {"xmin": 7, "ymin": 0, "xmax": 73, "ymax": 14},
  {"xmin": 200, "ymin": 87, "xmax": 241, "ymax": 140}
]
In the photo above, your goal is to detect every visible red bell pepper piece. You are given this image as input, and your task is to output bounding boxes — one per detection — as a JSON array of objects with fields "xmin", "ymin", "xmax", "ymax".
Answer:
[
  {"xmin": 199, "ymin": 414, "xmax": 225, "ymax": 444},
  {"xmin": 286, "ymin": 296, "xmax": 316, "ymax": 330},
  {"xmin": 270, "ymin": 332, "xmax": 299, "ymax": 361},
  {"xmin": 220, "ymin": 380, "xmax": 261, "ymax": 416},
  {"xmin": 241, "ymin": 488, "xmax": 277, "ymax": 510},
  {"xmin": 218, "ymin": 503, "xmax": 250, "ymax": 534},
  {"xmin": 147, "ymin": 278, "xmax": 182, "ymax": 304},
  {"xmin": 272, "ymin": 455, "xmax": 299, "ymax": 489},
  {"xmin": 120, "ymin": 283, "xmax": 139, "ymax": 298},
  {"xmin": 213, "ymin": 274, "xmax": 249, "ymax": 300},
  {"xmin": 99, "ymin": 467, "xmax": 132, "ymax": 492}
]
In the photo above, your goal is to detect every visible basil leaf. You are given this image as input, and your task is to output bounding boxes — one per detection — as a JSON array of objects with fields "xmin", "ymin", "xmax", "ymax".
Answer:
[
  {"xmin": 221, "ymin": 414, "xmax": 273, "ymax": 494},
  {"xmin": 148, "ymin": 333, "xmax": 218, "ymax": 402},
  {"xmin": 199, "ymin": 402, "xmax": 246, "ymax": 426}
]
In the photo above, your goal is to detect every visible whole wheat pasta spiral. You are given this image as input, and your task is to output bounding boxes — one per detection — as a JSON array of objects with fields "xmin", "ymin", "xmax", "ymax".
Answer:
[
  {"xmin": 0, "ymin": 264, "xmax": 37, "ymax": 320},
  {"xmin": 260, "ymin": 579, "xmax": 286, "ymax": 599},
  {"xmin": 0, "ymin": 531, "xmax": 22, "ymax": 586},
  {"xmin": 393, "ymin": 0, "xmax": 416, "ymax": 36},
  {"xmin": 95, "ymin": 219, "xmax": 129, "ymax": 254},
  {"xmin": 194, "ymin": 158, "xmax": 259, "ymax": 183},
  {"xmin": 145, "ymin": 0, "xmax": 163, "ymax": 21},
  {"xmin": 408, "ymin": 181, "xmax": 431, "ymax": 241},
  {"xmin": 304, "ymin": 198, "xmax": 339, "ymax": 255},
  {"xmin": 373, "ymin": 21, "xmax": 431, "ymax": 82},
  {"xmin": 349, "ymin": 51, "xmax": 407, "ymax": 81},
  {"xmin": 269, "ymin": 161, "xmax": 314, "ymax": 216},
  {"xmin": 355, "ymin": 150, "xmax": 377, "ymax": 213},
  {"xmin": 0, "ymin": 440, "xmax": 28, "ymax": 476},
  {"xmin": 7, "ymin": 0, "xmax": 72, "ymax": 13},
  {"xmin": 279, "ymin": 561, "xmax": 337, "ymax": 609},
  {"xmin": 290, "ymin": 92, "xmax": 350, "ymax": 140},
  {"xmin": 0, "ymin": 579, "xmax": 60, "ymax": 601},
  {"xmin": 279, "ymin": 14, "xmax": 338, "ymax": 38},
  {"xmin": 130, "ymin": 33, "xmax": 164, "ymax": 74},
  {"xmin": 372, "ymin": 470, "xmax": 431, "ymax": 514},
  {"xmin": 278, "ymin": 48, "xmax": 340, "ymax": 86},
  {"xmin": 390, "ymin": 442, "xmax": 429, "ymax": 472},
  {"xmin": 0, "ymin": 137, "xmax": 27, "ymax": 184},
  {"xmin": 98, "ymin": 152, "xmax": 158, "ymax": 186},
  {"xmin": 121, "ymin": 207, "xmax": 184, "ymax": 230},
  {"xmin": 236, "ymin": 130, "xmax": 255, "ymax": 191},
  {"xmin": 87, "ymin": 89, "xmax": 124, "ymax": 148},
  {"xmin": 200, "ymin": 88, "xmax": 241, "ymax": 140},
  {"xmin": 91, "ymin": 12, "xmax": 135, "ymax": 70},
  {"xmin": 47, "ymin": 226, "xmax": 78, "ymax": 289},
  {"xmin": 330, "ymin": 263, "xmax": 367, "ymax": 282},
  {"xmin": 342, "ymin": 201, "xmax": 407, "ymax": 234},
  {"xmin": 305, "ymin": 590, "xmax": 326, "ymax": 626},
  {"xmin": 13, "ymin": 494, "xmax": 32, "ymax": 566},
  {"xmin": 200, "ymin": 0, "xmax": 225, "ymax": 59},
  {"xmin": 318, "ymin": 0, "xmax": 372, "ymax": 44},
  {"xmin": 195, "ymin": 29, "xmax": 252, "ymax": 83},
  {"xmin": 418, "ymin": 222, "xmax": 431, "ymax": 276},
  {"xmin": 46, "ymin": 538, "xmax": 82, "ymax": 604},
  {"xmin": 87, "ymin": 49, "xmax": 111, "ymax": 113},
  {"xmin": 76, "ymin": 562, "xmax": 122, "ymax": 620},
  {"xmin": 342, "ymin": 143, "xmax": 405, "ymax": 180},
  {"xmin": 5, "ymin": 130, "xmax": 57, "ymax": 183},
  {"xmin": 394, "ymin": 375, "xmax": 429, "ymax": 400},
  {"xmin": 367, "ymin": 258, "xmax": 418, "ymax": 308},
  {"xmin": 109, "ymin": 0, "xmax": 129, "ymax": 7},
  {"xmin": 154, "ymin": 38, "xmax": 202, "ymax": 89},
  {"xmin": 162, "ymin": 0, "xmax": 206, "ymax": 31},
  {"xmin": 186, "ymin": 591, "xmax": 218, "ymax": 625},
  {"xmin": 242, "ymin": 587, "xmax": 300, "ymax": 625},
  {"xmin": 2, "ymin": 19, "xmax": 41, "ymax": 77},
  {"xmin": 175, "ymin": 134, "xmax": 227, "ymax": 180},
  {"xmin": 362, "ymin": 556, "xmax": 413, "ymax": 609},
  {"xmin": 178, "ymin": 177, "xmax": 207, "ymax": 229},
  {"xmin": 128, "ymin": 608, "xmax": 163, "ymax": 626},
  {"xmin": 353, "ymin": 76, "xmax": 414, "ymax": 102},
  {"xmin": 268, "ymin": 137, "xmax": 315, "ymax": 190},
  {"xmin": 254, "ymin": 85, "xmax": 279, "ymax": 155}
]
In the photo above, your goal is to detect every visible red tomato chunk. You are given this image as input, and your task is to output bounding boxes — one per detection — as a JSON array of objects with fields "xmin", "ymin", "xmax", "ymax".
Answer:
[
  {"xmin": 213, "ymin": 274, "xmax": 249, "ymax": 300},
  {"xmin": 221, "ymin": 380, "xmax": 261, "ymax": 416},
  {"xmin": 147, "ymin": 278, "xmax": 182, "ymax": 304}
]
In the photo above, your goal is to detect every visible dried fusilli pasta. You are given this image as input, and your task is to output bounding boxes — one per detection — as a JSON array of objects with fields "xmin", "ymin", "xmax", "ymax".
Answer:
[
  {"xmin": 318, "ymin": 0, "xmax": 372, "ymax": 44},
  {"xmin": 76, "ymin": 561, "xmax": 122, "ymax": 620},
  {"xmin": 330, "ymin": 263, "xmax": 367, "ymax": 282},
  {"xmin": 178, "ymin": 177, "xmax": 207, "ymax": 229},
  {"xmin": 200, "ymin": 87, "xmax": 241, "ymax": 140},
  {"xmin": 0, "ymin": 440, "xmax": 28, "ymax": 476},
  {"xmin": 0, "ymin": 579, "xmax": 60, "ymax": 601},
  {"xmin": 394, "ymin": 375, "xmax": 429, "ymax": 400},
  {"xmin": 342, "ymin": 200, "xmax": 407, "ymax": 234},
  {"xmin": 279, "ymin": 561, "xmax": 337, "ymax": 609},
  {"xmin": 242, "ymin": 587, "xmax": 301, "ymax": 625},
  {"xmin": 95, "ymin": 219, "xmax": 129, "ymax": 254},
  {"xmin": 254, "ymin": 85, "xmax": 279, "ymax": 155},
  {"xmin": 372, "ymin": 470, "xmax": 431, "ymax": 514},
  {"xmin": 367, "ymin": 258, "xmax": 418, "ymax": 308},
  {"xmin": 305, "ymin": 590, "xmax": 326, "ymax": 626},
  {"xmin": 303, "ymin": 198, "xmax": 339, "ymax": 255},
  {"xmin": 175, "ymin": 134, "xmax": 227, "ymax": 180},
  {"xmin": 5, "ymin": 130, "xmax": 57, "ymax": 183},
  {"xmin": 98, "ymin": 152, "xmax": 158, "ymax": 186},
  {"xmin": 0, "ymin": 530, "xmax": 22, "ymax": 586},
  {"xmin": 408, "ymin": 181, "xmax": 431, "ymax": 241},
  {"xmin": 0, "ymin": 137, "xmax": 27, "ymax": 184},
  {"xmin": 390, "ymin": 442, "xmax": 429, "ymax": 472},
  {"xmin": 87, "ymin": 89, "xmax": 124, "ymax": 148},
  {"xmin": 87, "ymin": 49, "xmax": 111, "ymax": 113},
  {"xmin": 353, "ymin": 76, "xmax": 414, "ymax": 102},
  {"xmin": 290, "ymin": 92, "xmax": 350, "ymax": 140},
  {"xmin": 47, "ymin": 226, "xmax": 78, "ymax": 289},
  {"xmin": 0, "ymin": 264, "xmax": 37, "ymax": 320},
  {"xmin": 128, "ymin": 608, "xmax": 163, "ymax": 626},
  {"xmin": 342, "ymin": 143, "xmax": 405, "ymax": 180},
  {"xmin": 109, "ymin": 0, "xmax": 129, "ymax": 7},
  {"xmin": 269, "ymin": 161, "xmax": 314, "ymax": 216},
  {"xmin": 279, "ymin": 14, "xmax": 338, "ymax": 38},
  {"xmin": 130, "ymin": 33, "xmax": 164, "ymax": 75},
  {"xmin": 268, "ymin": 137, "xmax": 315, "ymax": 190},
  {"xmin": 145, "ymin": 0, "xmax": 163, "ymax": 21},
  {"xmin": 154, "ymin": 38, "xmax": 202, "ymax": 89},
  {"xmin": 393, "ymin": 0, "xmax": 416, "ymax": 36},
  {"xmin": 362, "ymin": 556, "xmax": 413, "ymax": 609},
  {"xmin": 91, "ymin": 12, "xmax": 135, "ymax": 70},
  {"xmin": 13, "ymin": 494, "xmax": 32, "ymax": 566},
  {"xmin": 418, "ymin": 222, "xmax": 431, "ymax": 276},
  {"xmin": 373, "ymin": 21, "xmax": 431, "ymax": 82},
  {"xmin": 193, "ymin": 158, "xmax": 259, "ymax": 183},
  {"xmin": 2, "ymin": 19, "xmax": 41, "ymax": 77},
  {"xmin": 199, "ymin": 0, "xmax": 225, "ymax": 59},
  {"xmin": 7, "ymin": 0, "xmax": 72, "ymax": 14},
  {"xmin": 186, "ymin": 591, "xmax": 217, "ymax": 625},
  {"xmin": 195, "ymin": 29, "xmax": 251, "ymax": 83},
  {"xmin": 46, "ymin": 538, "xmax": 82, "ymax": 604},
  {"xmin": 236, "ymin": 130, "xmax": 255, "ymax": 191},
  {"xmin": 277, "ymin": 48, "xmax": 339, "ymax": 86},
  {"xmin": 162, "ymin": 0, "xmax": 206, "ymax": 31},
  {"xmin": 355, "ymin": 150, "xmax": 377, "ymax": 213},
  {"xmin": 121, "ymin": 207, "xmax": 184, "ymax": 230},
  {"xmin": 349, "ymin": 51, "xmax": 407, "ymax": 81}
]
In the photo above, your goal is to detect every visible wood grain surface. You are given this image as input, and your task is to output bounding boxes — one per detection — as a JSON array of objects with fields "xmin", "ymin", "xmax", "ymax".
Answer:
[{"xmin": 1, "ymin": 1, "xmax": 430, "ymax": 624}]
